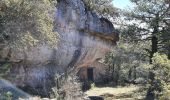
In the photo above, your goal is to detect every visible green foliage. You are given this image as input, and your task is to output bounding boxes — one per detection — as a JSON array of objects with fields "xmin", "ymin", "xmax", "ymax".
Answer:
[
  {"xmin": 90, "ymin": 82, "xmax": 96, "ymax": 89},
  {"xmin": 104, "ymin": 41, "xmax": 150, "ymax": 85},
  {"xmin": 152, "ymin": 53, "xmax": 170, "ymax": 82},
  {"xmin": 83, "ymin": 0, "xmax": 119, "ymax": 18},
  {"xmin": 0, "ymin": 0, "xmax": 59, "ymax": 80},
  {"xmin": 0, "ymin": 0, "xmax": 59, "ymax": 49},
  {"xmin": 145, "ymin": 53, "xmax": 170, "ymax": 99},
  {"xmin": 121, "ymin": 0, "xmax": 170, "ymax": 62},
  {"xmin": 51, "ymin": 69, "xmax": 85, "ymax": 100},
  {"xmin": 0, "ymin": 91, "xmax": 13, "ymax": 100},
  {"xmin": 160, "ymin": 92, "xmax": 170, "ymax": 100},
  {"xmin": 107, "ymin": 0, "xmax": 170, "ymax": 98},
  {"xmin": 0, "ymin": 63, "xmax": 12, "ymax": 77},
  {"xmin": 104, "ymin": 41, "xmax": 170, "ymax": 99},
  {"xmin": 160, "ymin": 84, "xmax": 170, "ymax": 100}
]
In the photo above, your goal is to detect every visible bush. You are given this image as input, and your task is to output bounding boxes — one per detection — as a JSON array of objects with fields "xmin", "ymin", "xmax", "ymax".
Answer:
[
  {"xmin": 160, "ymin": 91, "xmax": 170, "ymax": 100},
  {"xmin": 104, "ymin": 42, "xmax": 150, "ymax": 85},
  {"xmin": 146, "ymin": 53, "xmax": 170, "ymax": 99},
  {"xmin": 90, "ymin": 83, "xmax": 96, "ymax": 89},
  {"xmin": 0, "ymin": 91, "xmax": 13, "ymax": 100},
  {"xmin": 82, "ymin": 0, "xmax": 118, "ymax": 18},
  {"xmin": 51, "ymin": 69, "xmax": 87, "ymax": 100},
  {"xmin": 0, "ymin": 0, "xmax": 59, "ymax": 49}
]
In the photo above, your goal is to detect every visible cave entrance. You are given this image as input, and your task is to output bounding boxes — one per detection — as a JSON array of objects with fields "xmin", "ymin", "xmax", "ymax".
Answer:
[{"xmin": 87, "ymin": 67, "xmax": 94, "ymax": 82}]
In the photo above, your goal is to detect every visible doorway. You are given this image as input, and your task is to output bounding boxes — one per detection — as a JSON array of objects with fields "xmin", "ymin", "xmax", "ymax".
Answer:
[{"xmin": 87, "ymin": 67, "xmax": 94, "ymax": 82}]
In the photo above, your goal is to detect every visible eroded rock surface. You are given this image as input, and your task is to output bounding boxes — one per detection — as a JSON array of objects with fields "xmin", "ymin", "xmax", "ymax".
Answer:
[{"xmin": 2, "ymin": 0, "xmax": 118, "ymax": 97}]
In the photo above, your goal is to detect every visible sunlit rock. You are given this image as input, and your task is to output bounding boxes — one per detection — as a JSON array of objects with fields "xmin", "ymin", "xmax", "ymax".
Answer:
[{"xmin": 2, "ymin": 0, "xmax": 118, "ymax": 97}]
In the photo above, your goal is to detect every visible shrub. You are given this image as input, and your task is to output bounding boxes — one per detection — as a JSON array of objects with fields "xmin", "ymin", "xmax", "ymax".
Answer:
[
  {"xmin": 51, "ymin": 69, "xmax": 87, "ymax": 100},
  {"xmin": 0, "ymin": 91, "xmax": 13, "ymax": 100},
  {"xmin": 0, "ymin": 0, "xmax": 59, "ymax": 49}
]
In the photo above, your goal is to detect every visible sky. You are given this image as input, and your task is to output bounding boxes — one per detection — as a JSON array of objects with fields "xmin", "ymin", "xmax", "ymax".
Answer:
[{"xmin": 112, "ymin": 0, "xmax": 132, "ymax": 9}]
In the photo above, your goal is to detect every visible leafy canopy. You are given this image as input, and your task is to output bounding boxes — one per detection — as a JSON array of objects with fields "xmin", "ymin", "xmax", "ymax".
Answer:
[
  {"xmin": 0, "ymin": 0, "xmax": 59, "ymax": 49},
  {"xmin": 83, "ymin": 0, "xmax": 119, "ymax": 18}
]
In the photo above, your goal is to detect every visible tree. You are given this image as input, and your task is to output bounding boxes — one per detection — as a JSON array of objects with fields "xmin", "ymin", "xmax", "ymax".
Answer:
[
  {"xmin": 104, "ymin": 40, "xmax": 150, "ymax": 85},
  {"xmin": 120, "ymin": 1, "xmax": 170, "ymax": 99},
  {"xmin": 0, "ymin": 0, "xmax": 59, "ymax": 49},
  {"xmin": 122, "ymin": 0, "xmax": 170, "ymax": 63},
  {"xmin": 83, "ymin": 0, "xmax": 119, "ymax": 18},
  {"xmin": 144, "ymin": 53, "xmax": 170, "ymax": 99},
  {"xmin": 0, "ymin": 0, "xmax": 59, "ymax": 77},
  {"xmin": 160, "ymin": 18, "xmax": 170, "ymax": 59}
]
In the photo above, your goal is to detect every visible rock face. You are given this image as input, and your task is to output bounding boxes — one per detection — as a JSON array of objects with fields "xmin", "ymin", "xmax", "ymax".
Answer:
[{"xmin": 3, "ymin": 0, "xmax": 118, "ymax": 97}]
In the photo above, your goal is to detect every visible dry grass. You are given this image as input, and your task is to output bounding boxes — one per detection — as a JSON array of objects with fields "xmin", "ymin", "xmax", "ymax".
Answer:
[
  {"xmin": 86, "ymin": 85, "xmax": 139, "ymax": 96},
  {"xmin": 85, "ymin": 85, "xmax": 146, "ymax": 100}
]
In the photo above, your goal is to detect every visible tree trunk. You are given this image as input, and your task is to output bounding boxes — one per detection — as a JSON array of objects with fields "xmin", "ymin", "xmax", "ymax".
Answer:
[
  {"xmin": 133, "ymin": 66, "xmax": 137, "ymax": 80},
  {"xmin": 150, "ymin": 36, "xmax": 158, "ymax": 63},
  {"xmin": 146, "ymin": 71, "xmax": 155, "ymax": 100},
  {"xmin": 150, "ymin": 14, "xmax": 159, "ymax": 63},
  {"xmin": 168, "ymin": 48, "xmax": 170, "ymax": 59},
  {"xmin": 147, "ymin": 14, "xmax": 159, "ymax": 100},
  {"xmin": 128, "ymin": 68, "xmax": 132, "ymax": 80},
  {"xmin": 116, "ymin": 65, "xmax": 121, "ymax": 85},
  {"xmin": 111, "ymin": 64, "xmax": 115, "ymax": 81}
]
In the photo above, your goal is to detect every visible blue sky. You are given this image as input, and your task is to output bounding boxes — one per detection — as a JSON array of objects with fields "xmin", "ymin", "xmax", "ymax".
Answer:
[{"xmin": 112, "ymin": 0, "xmax": 132, "ymax": 9}]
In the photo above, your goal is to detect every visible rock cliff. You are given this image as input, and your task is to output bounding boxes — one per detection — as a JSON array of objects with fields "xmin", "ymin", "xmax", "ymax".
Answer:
[{"xmin": 2, "ymin": 0, "xmax": 118, "ymax": 97}]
